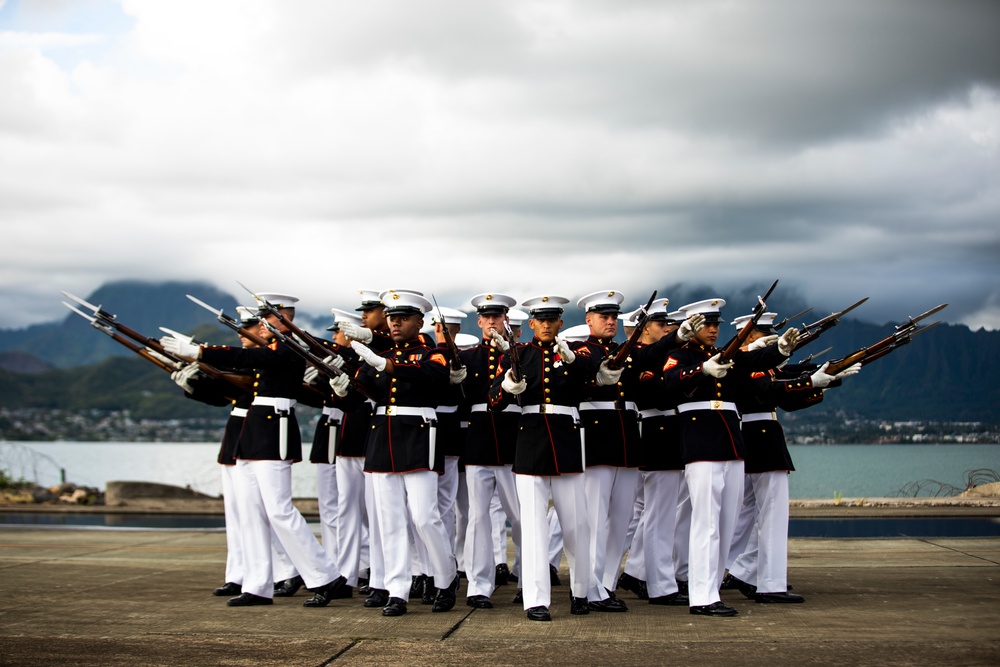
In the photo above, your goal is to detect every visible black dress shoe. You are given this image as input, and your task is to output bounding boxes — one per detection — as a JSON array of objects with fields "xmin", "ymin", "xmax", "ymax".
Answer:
[
  {"xmin": 358, "ymin": 578, "xmax": 370, "ymax": 596},
  {"xmin": 570, "ymin": 596, "xmax": 590, "ymax": 615},
  {"xmin": 329, "ymin": 585, "xmax": 353, "ymax": 599},
  {"xmin": 677, "ymin": 579, "xmax": 689, "ymax": 596},
  {"xmin": 495, "ymin": 563, "xmax": 511, "ymax": 586},
  {"xmin": 526, "ymin": 605, "xmax": 551, "ymax": 621},
  {"xmin": 364, "ymin": 588, "xmax": 389, "ymax": 608},
  {"xmin": 422, "ymin": 585, "xmax": 436, "ymax": 605},
  {"xmin": 410, "ymin": 574, "xmax": 428, "ymax": 600},
  {"xmin": 382, "ymin": 597, "xmax": 407, "ymax": 616},
  {"xmin": 755, "ymin": 591, "xmax": 805, "ymax": 603},
  {"xmin": 589, "ymin": 593, "xmax": 628, "ymax": 612},
  {"xmin": 690, "ymin": 601, "xmax": 738, "ymax": 617},
  {"xmin": 508, "ymin": 572, "xmax": 519, "ymax": 584},
  {"xmin": 303, "ymin": 576, "xmax": 347, "ymax": 607},
  {"xmin": 549, "ymin": 564, "xmax": 562, "ymax": 586},
  {"xmin": 618, "ymin": 572, "xmax": 649, "ymax": 600},
  {"xmin": 432, "ymin": 575, "xmax": 460, "ymax": 612},
  {"xmin": 719, "ymin": 572, "xmax": 738, "ymax": 589},
  {"xmin": 273, "ymin": 575, "xmax": 304, "ymax": 597},
  {"xmin": 722, "ymin": 574, "xmax": 757, "ymax": 600},
  {"xmin": 213, "ymin": 582, "xmax": 241, "ymax": 596},
  {"xmin": 466, "ymin": 595, "xmax": 494, "ymax": 609},
  {"xmin": 512, "ymin": 588, "xmax": 523, "ymax": 604},
  {"xmin": 649, "ymin": 592, "xmax": 689, "ymax": 606},
  {"xmin": 227, "ymin": 592, "xmax": 273, "ymax": 607}
]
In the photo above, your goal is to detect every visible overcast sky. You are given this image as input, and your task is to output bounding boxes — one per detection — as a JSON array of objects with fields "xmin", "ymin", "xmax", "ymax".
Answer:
[{"xmin": 2, "ymin": 0, "xmax": 998, "ymax": 331}]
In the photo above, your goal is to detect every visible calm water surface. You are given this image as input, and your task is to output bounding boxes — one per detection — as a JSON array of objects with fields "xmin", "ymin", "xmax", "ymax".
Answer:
[{"xmin": 2, "ymin": 441, "xmax": 998, "ymax": 500}]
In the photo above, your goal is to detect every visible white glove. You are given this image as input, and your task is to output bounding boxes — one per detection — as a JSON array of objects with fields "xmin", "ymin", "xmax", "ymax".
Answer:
[
  {"xmin": 329, "ymin": 373, "xmax": 351, "ymax": 398},
  {"xmin": 809, "ymin": 362, "xmax": 837, "ymax": 388},
  {"xmin": 554, "ymin": 336, "xmax": 576, "ymax": 364},
  {"xmin": 501, "ymin": 369, "xmax": 527, "ymax": 395},
  {"xmin": 748, "ymin": 334, "xmax": 778, "ymax": 351},
  {"xmin": 677, "ymin": 313, "xmax": 706, "ymax": 342},
  {"xmin": 595, "ymin": 359, "xmax": 624, "ymax": 386},
  {"xmin": 170, "ymin": 363, "xmax": 202, "ymax": 393},
  {"xmin": 489, "ymin": 329, "xmax": 510, "ymax": 352},
  {"xmin": 339, "ymin": 321, "xmax": 373, "ymax": 344},
  {"xmin": 834, "ymin": 362, "xmax": 861, "ymax": 380},
  {"xmin": 777, "ymin": 327, "xmax": 799, "ymax": 356},
  {"xmin": 147, "ymin": 349, "xmax": 181, "ymax": 369},
  {"xmin": 702, "ymin": 353, "xmax": 734, "ymax": 378},
  {"xmin": 161, "ymin": 334, "xmax": 201, "ymax": 360},
  {"xmin": 327, "ymin": 354, "xmax": 345, "ymax": 370},
  {"xmin": 351, "ymin": 341, "xmax": 386, "ymax": 371},
  {"xmin": 303, "ymin": 365, "xmax": 321, "ymax": 385},
  {"xmin": 450, "ymin": 365, "xmax": 468, "ymax": 384}
]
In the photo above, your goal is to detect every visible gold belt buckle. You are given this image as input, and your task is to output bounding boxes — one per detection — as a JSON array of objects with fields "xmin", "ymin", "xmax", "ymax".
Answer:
[
  {"xmin": 385, "ymin": 406, "xmax": 397, "ymax": 416},
  {"xmin": 710, "ymin": 400, "xmax": 724, "ymax": 411},
  {"xmin": 540, "ymin": 404, "xmax": 551, "ymax": 414}
]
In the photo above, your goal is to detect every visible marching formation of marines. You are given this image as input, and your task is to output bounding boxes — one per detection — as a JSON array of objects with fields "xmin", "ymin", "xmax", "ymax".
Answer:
[{"xmin": 63, "ymin": 284, "xmax": 946, "ymax": 621}]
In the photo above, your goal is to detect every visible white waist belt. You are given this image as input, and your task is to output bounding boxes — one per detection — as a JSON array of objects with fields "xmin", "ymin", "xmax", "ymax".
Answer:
[
  {"xmin": 375, "ymin": 406, "xmax": 437, "ymax": 420},
  {"xmin": 470, "ymin": 403, "xmax": 522, "ymax": 414},
  {"xmin": 742, "ymin": 411, "xmax": 777, "ymax": 423},
  {"xmin": 230, "ymin": 407, "xmax": 248, "ymax": 418},
  {"xmin": 677, "ymin": 401, "xmax": 738, "ymax": 414},
  {"xmin": 322, "ymin": 406, "xmax": 344, "ymax": 420},
  {"xmin": 437, "ymin": 405, "xmax": 459, "ymax": 414},
  {"xmin": 252, "ymin": 397, "xmax": 297, "ymax": 411},
  {"xmin": 639, "ymin": 408, "xmax": 677, "ymax": 419},
  {"xmin": 579, "ymin": 401, "xmax": 638, "ymax": 413},
  {"xmin": 521, "ymin": 404, "xmax": 579, "ymax": 418}
]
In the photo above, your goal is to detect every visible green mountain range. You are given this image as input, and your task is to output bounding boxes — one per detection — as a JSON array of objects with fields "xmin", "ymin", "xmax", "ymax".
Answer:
[{"xmin": 0, "ymin": 280, "xmax": 997, "ymax": 424}]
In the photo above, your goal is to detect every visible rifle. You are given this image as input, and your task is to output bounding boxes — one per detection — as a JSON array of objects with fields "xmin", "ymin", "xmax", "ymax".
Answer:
[
  {"xmin": 431, "ymin": 294, "xmax": 466, "ymax": 399},
  {"xmin": 502, "ymin": 318, "xmax": 523, "ymax": 407},
  {"xmin": 772, "ymin": 307, "xmax": 813, "ymax": 332},
  {"xmin": 237, "ymin": 282, "xmax": 331, "ymax": 356},
  {"xmin": 779, "ymin": 346, "xmax": 833, "ymax": 375},
  {"xmin": 717, "ymin": 279, "xmax": 779, "ymax": 363},
  {"xmin": 157, "ymin": 327, "xmax": 256, "ymax": 394},
  {"xmin": 261, "ymin": 320, "xmax": 377, "ymax": 402},
  {"xmin": 63, "ymin": 290, "xmax": 187, "ymax": 366},
  {"xmin": 62, "ymin": 299, "xmax": 254, "ymax": 395},
  {"xmin": 186, "ymin": 294, "xmax": 271, "ymax": 347},
  {"xmin": 824, "ymin": 304, "xmax": 947, "ymax": 375},
  {"xmin": 792, "ymin": 297, "xmax": 869, "ymax": 351},
  {"xmin": 607, "ymin": 290, "xmax": 657, "ymax": 370}
]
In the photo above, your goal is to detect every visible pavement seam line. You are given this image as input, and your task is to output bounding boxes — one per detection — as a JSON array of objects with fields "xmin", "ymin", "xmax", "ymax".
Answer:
[
  {"xmin": 315, "ymin": 640, "xmax": 358, "ymax": 666},
  {"xmin": 441, "ymin": 608, "xmax": 475, "ymax": 640},
  {"xmin": 921, "ymin": 537, "xmax": 1000, "ymax": 565}
]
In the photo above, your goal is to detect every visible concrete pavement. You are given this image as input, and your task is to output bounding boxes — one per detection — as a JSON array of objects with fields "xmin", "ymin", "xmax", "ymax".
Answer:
[{"xmin": 0, "ymin": 511, "xmax": 998, "ymax": 666}]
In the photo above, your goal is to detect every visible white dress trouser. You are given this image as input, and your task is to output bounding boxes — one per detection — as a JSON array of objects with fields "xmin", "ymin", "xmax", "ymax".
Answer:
[
  {"xmin": 371, "ymin": 470, "xmax": 457, "ymax": 601},
  {"xmin": 234, "ymin": 459, "xmax": 339, "ymax": 598},
  {"xmin": 315, "ymin": 462, "xmax": 339, "ymax": 564},
  {"xmin": 547, "ymin": 506, "xmax": 564, "ymax": 569},
  {"xmin": 726, "ymin": 474, "xmax": 757, "ymax": 570},
  {"xmin": 585, "ymin": 466, "xmax": 641, "ymax": 599},
  {"xmin": 622, "ymin": 474, "xmax": 646, "ymax": 580},
  {"xmin": 642, "ymin": 470, "xmax": 686, "ymax": 597},
  {"xmin": 455, "ymin": 470, "xmax": 469, "ymax": 573},
  {"xmin": 220, "ymin": 465, "xmax": 245, "ymax": 584},
  {"xmin": 674, "ymin": 480, "xmax": 692, "ymax": 582},
  {"xmin": 438, "ymin": 456, "xmax": 461, "ymax": 562},
  {"xmin": 684, "ymin": 460, "xmax": 744, "ymax": 607},
  {"xmin": 335, "ymin": 456, "xmax": 367, "ymax": 587},
  {"xmin": 728, "ymin": 471, "xmax": 790, "ymax": 594},
  {"xmin": 465, "ymin": 464, "xmax": 521, "ymax": 598},
  {"xmin": 516, "ymin": 473, "xmax": 591, "ymax": 610},
  {"xmin": 364, "ymin": 472, "xmax": 386, "ymax": 591}
]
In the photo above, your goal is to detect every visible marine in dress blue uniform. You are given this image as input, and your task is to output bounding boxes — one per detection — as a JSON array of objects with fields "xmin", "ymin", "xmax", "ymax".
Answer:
[
  {"xmin": 662, "ymin": 299, "xmax": 797, "ymax": 617},
  {"xmin": 331, "ymin": 290, "xmax": 458, "ymax": 617},
  {"xmin": 489, "ymin": 295, "xmax": 602, "ymax": 622}
]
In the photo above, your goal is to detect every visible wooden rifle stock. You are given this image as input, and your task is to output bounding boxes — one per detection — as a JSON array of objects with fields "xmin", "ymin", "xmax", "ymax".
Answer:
[
  {"xmin": 716, "ymin": 279, "xmax": 779, "ymax": 363},
  {"xmin": 606, "ymin": 290, "xmax": 657, "ymax": 371},
  {"xmin": 824, "ymin": 308, "xmax": 944, "ymax": 375},
  {"xmin": 792, "ymin": 297, "xmax": 869, "ymax": 351}
]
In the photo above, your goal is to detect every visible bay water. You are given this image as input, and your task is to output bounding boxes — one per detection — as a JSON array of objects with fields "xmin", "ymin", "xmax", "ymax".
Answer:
[{"xmin": 2, "ymin": 441, "xmax": 998, "ymax": 501}]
